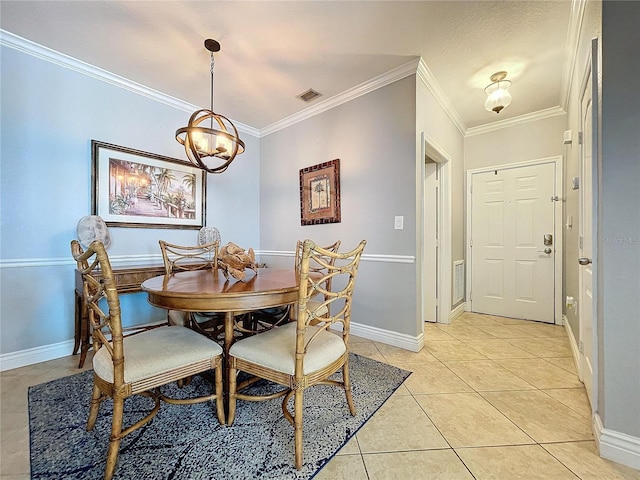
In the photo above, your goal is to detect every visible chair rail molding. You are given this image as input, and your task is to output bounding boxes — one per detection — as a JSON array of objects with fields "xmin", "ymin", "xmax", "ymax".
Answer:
[
  {"xmin": 258, "ymin": 251, "xmax": 415, "ymax": 264},
  {"xmin": 0, "ymin": 254, "xmax": 163, "ymax": 269}
]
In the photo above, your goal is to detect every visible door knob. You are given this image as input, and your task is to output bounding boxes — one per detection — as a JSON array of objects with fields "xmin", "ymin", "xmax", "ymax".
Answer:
[
  {"xmin": 538, "ymin": 248, "xmax": 552, "ymax": 254},
  {"xmin": 578, "ymin": 257, "xmax": 592, "ymax": 265}
]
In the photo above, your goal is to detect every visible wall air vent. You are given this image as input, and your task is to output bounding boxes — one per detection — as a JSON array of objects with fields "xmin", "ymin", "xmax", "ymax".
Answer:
[
  {"xmin": 453, "ymin": 260, "xmax": 465, "ymax": 304},
  {"xmin": 297, "ymin": 89, "xmax": 322, "ymax": 103}
]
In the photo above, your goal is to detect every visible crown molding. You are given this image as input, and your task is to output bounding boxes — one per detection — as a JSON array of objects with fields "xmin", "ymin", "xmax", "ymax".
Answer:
[
  {"xmin": 560, "ymin": 0, "xmax": 588, "ymax": 110},
  {"xmin": 260, "ymin": 58, "xmax": 421, "ymax": 137},
  {"xmin": 416, "ymin": 58, "xmax": 467, "ymax": 135},
  {"xmin": 0, "ymin": 29, "xmax": 259, "ymax": 138},
  {"xmin": 2, "ymin": 27, "xmax": 569, "ymax": 142},
  {"xmin": 465, "ymin": 106, "xmax": 567, "ymax": 137}
]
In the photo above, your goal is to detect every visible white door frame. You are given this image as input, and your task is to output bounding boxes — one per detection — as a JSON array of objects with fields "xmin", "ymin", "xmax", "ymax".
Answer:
[
  {"xmin": 465, "ymin": 156, "xmax": 564, "ymax": 324},
  {"xmin": 419, "ymin": 132, "xmax": 452, "ymax": 329}
]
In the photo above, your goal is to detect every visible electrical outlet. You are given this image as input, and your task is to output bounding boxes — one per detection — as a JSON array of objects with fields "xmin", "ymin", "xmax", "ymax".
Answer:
[{"xmin": 394, "ymin": 216, "xmax": 404, "ymax": 230}]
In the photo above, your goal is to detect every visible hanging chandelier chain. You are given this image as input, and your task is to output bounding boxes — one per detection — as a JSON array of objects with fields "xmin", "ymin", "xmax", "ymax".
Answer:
[{"xmin": 209, "ymin": 51, "xmax": 215, "ymax": 112}]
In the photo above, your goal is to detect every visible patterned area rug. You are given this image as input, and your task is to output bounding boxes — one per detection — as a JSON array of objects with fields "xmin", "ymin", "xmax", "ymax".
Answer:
[{"xmin": 29, "ymin": 353, "xmax": 410, "ymax": 479}]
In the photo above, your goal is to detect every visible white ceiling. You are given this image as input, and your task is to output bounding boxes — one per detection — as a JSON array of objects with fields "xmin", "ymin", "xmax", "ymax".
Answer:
[{"xmin": 0, "ymin": 1, "xmax": 573, "ymax": 133}]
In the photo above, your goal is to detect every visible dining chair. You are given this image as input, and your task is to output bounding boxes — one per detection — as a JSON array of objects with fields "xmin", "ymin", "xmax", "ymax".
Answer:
[
  {"xmin": 227, "ymin": 238, "xmax": 366, "ymax": 469},
  {"xmin": 159, "ymin": 239, "xmax": 226, "ymax": 340},
  {"xmin": 250, "ymin": 240, "xmax": 341, "ymax": 330},
  {"xmin": 71, "ymin": 240, "xmax": 224, "ymax": 480}
]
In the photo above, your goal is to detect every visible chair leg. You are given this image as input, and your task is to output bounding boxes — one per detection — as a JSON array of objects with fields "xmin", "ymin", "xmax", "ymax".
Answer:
[
  {"xmin": 342, "ymin": 363, "xmax": 356, "ymax": 415},
  {"xmin": 227, "ymin": 365, "xmax": 237, "ymax": 425},
  {"xmin": 86, "ymin": 384, "xmax": 102, "ymax": 431},
  {"xmin": 104, "ymin": 396, "xmax": 125, "ymax": 480},
  {"xmin": 294, "ymin": 389, "xmax": 304, "ymax": 469},
  {"xmin": 214, "ymin": 360, "xmax": 225, "ymax": 425}
]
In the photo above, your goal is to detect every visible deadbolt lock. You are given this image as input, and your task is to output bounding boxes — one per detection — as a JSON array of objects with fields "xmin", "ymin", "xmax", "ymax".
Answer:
[{"xmin": 544, "ymin": 234, "xmax": 553, "ymax": 246}]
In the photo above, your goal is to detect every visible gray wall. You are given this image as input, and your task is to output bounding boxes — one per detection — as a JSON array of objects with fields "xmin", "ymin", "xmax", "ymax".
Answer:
[
  {"xmin": 0, "ymin": 43, "xmax": 260, "ymax": 355},
  {"xmin": 259, "ymin": 76, "xmax": 420, "ymax": 337},
  {"xmin": 599, "ymin": 0, "xmax": 640, "ymax": 439}
]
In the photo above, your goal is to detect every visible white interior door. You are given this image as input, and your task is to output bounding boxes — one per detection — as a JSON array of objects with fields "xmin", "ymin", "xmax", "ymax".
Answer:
[
  {"xmin": 470, "ymin": 162, "xmax": 556, "ymax": 323},
  {"xmin": 579, "ymin": 51, "xmax": 595, "ymax": 407},
  {"xmin": 423, "ymin": 159, "xmax": 438, "ymax": 322}
]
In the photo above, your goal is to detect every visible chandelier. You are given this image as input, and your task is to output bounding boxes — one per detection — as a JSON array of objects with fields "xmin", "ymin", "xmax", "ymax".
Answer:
[
  {"xmin": 176, "ymin": 39, "xmax": 245, "ymax": 174},
  {"xmin": 484, "ymin": 71, "xmax": 512, "ymax": 114}
]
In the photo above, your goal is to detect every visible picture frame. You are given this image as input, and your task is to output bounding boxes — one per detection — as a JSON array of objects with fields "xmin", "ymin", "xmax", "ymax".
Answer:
[
  {"xmin": 299, "ymin": 159, "xmax": 341, "ymax": 225},
  {"xmin": 91, "ymin": 140, "xmax": 206, "ymax": 229}
]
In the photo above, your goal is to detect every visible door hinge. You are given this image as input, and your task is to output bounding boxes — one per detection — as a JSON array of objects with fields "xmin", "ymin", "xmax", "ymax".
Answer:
[
  {"xmin": 578, "ymin": 340, "xmax": 584, "ymax": 354},
  {"xmin": 578, "ymin": 131, "xmax": 584, "ymax": 145}
]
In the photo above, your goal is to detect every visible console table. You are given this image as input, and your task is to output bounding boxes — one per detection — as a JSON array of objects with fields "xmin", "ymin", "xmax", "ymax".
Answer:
[{"xmin": 74, "ymin": 263, "xmax": 167, "ymax": 368}]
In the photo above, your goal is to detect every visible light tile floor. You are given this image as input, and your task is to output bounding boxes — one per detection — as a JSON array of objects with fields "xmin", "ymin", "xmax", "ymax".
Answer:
[
  {"xmin": 317, "ymin": 312, "xmax": 639, "ymax": 480},
  {"xmin": 2, "ymin": 312, "xmax": 639, "ymax": 479}
]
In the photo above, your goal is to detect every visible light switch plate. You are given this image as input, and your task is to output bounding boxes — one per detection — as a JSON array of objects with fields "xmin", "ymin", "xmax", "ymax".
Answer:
[{"xmin": 394, "ymin": 216, "xmax": 404, "ymax": 230}]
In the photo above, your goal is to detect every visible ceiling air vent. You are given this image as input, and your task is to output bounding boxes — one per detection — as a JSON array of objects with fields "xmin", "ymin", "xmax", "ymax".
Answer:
[{"xmin": 297, "ymin": 88, "xmax": 322, "ymax": 103}]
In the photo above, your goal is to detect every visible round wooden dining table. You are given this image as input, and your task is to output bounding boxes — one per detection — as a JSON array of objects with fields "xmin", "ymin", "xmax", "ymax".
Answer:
[
  {"xmin": 142, "ymin": 268, "xmax": 300, "ymax": 311},
  {"xmin": 141, "ymin": 268, "xmax": 300, "ymax": 354}
]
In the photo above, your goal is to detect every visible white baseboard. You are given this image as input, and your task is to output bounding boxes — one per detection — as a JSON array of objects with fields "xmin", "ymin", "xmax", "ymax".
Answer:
[
  {"xmin": 0, "ymin": 339, "xmax": 76, "ymax": 372},
  {"xmin": 2, "ymin": 320, "xmax": 424, "ymax": 371},
  {"xmin": 332, "ymin": 321, "xmax": 423, "ymax": 353},
  {"xmin": 563, "ymin": 314, "xmax": 583, "ymax": 380},
  {"xmin": 450, "ymin": 302, "xmax": 465, "ymax": 321},
  {"xmin": 594, "ymin": 413, "xmax": 640, "ymax": 471}
]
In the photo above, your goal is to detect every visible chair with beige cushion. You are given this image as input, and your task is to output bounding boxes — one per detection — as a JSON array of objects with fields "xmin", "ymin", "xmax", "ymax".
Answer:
[
  {"xmin": 227, "ymin": 239, "xmax": 366, "ymax": 469},
  {"xmin": 71, "ymin": 240, "xmax": 225, "ymax": 480}
]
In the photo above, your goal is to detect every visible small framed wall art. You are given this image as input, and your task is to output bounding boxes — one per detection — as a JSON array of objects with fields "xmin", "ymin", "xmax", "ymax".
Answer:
[
  {"xmin": 299, "ymin": 159, "xmax": 341, "ymax": 225},
  {"xmin": 92, "ymin": 140, "xmax": 206, "ymax": 229}
]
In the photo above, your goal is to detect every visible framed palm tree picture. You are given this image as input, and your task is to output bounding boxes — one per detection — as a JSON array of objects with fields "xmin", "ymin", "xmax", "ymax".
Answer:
[
  {"xmin": 91, "ymin": 140, "xmax": 205, "ymax": 229},
  {"xmin": 299, "ymin": 159, "xmax": 341, "ymax": 225}
]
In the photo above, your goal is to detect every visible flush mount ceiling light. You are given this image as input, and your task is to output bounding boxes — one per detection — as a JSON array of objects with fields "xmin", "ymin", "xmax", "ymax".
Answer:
[
  {"xmin": 484, "ymin": 71, "xmax": 512, "ymax": 114},
  {"xmin": 176, "ymin": 39, "xmax": 245, "ymax": 174}
]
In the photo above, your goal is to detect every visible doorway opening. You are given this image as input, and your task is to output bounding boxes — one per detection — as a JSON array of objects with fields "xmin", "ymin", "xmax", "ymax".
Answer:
[{"xmin": 421, "ymin": 132, "xmax": 451, "ymax": 330}]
